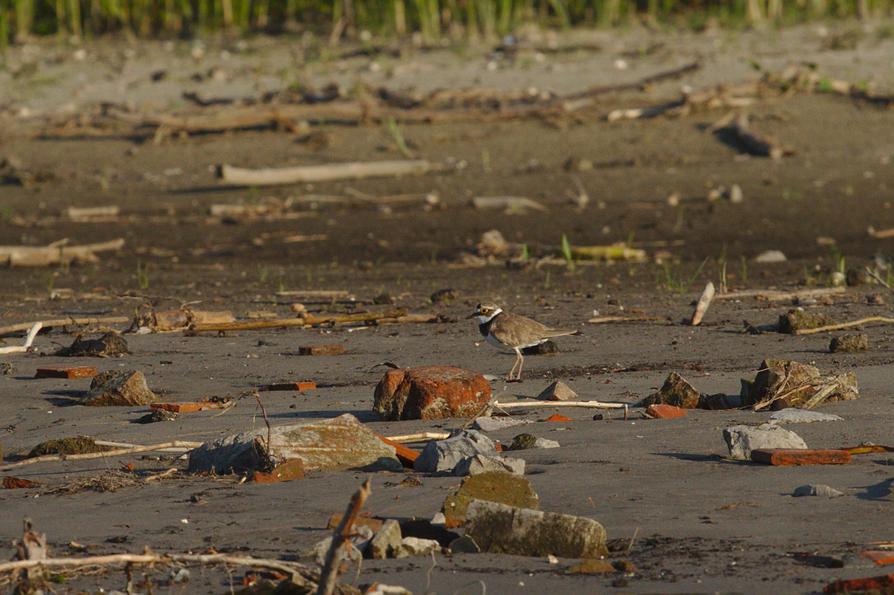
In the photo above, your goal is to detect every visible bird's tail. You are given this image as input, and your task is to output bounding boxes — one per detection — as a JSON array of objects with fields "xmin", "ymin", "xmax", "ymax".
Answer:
[{"xmin": 543, "ymin": 328, "xmax": 581, "ymax": 338}]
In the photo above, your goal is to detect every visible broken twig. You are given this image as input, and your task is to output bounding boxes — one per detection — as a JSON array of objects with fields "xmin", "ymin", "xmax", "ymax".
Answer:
[
  {"xmin": 317, "ymin": 478, "xmax": 372, "ymax": 595},
  {"xmin": 0, "ymin": 441, "xmax": 201, "ymax": 471},
  {"xmin": 217, "ymin": 160, "xmax": 441, "ymax": 187},
  {"xmin": 0, "ymin": 323, "xmax": 42, "ymax": 355}
]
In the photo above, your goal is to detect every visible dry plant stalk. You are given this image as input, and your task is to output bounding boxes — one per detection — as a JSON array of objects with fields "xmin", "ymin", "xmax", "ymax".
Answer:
[
  {"xmin": 587, "ymin": 315, "xmax": 662, "ymax": 324},
  {"xmin": 794, "ymin": 316, "xmax": 894, "ymax": 335},
  {"xmin": 317, "ymin": 478, "xmax": 373, "ymax": 595}
]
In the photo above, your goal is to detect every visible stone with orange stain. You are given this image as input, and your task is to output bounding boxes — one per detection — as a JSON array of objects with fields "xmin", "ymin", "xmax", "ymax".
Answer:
[
  {"xmin": 374, "ymin": 366, "xmax": 492, "ymax": 421},
  {"xmin": 252, "ymin": 459, "xmax": 305, "ymax": 483},
  {"xmin": 645, "ymin": 404, "xmax": 687, "ymax": 419}
]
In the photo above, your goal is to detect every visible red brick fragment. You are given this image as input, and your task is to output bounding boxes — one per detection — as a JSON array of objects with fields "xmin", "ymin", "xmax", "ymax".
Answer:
[
  {"xmin": 259, "ymin": 381, "xmax": 317, "ymax": 392},
  {"xmin": 34, "ymin": 366, "xmax": 98, "ymax": 379},
  {"xmin": 2, "ymin": 476, "xmax": 39, "ymax": 489},
  {"xmin": 298, "ymin": 344, "xmax": 346, "ymax": 356},
  {"xmin": 373, "ymin": 366, "xmax": 492, "ymax": 421},
  {"xmin": 150, "ymin": 401, "xmax": 228, "ymax": 413},
  {"xmin": 252, "ymin": 459, "xmax": 306, "ymax": 484},
  {"xmin": 862, "ymin": 551, "xmax": 894, "ymax": 566},
  {"xmin": 645, "ymin": 404, "xmax": 687, "ymax": 419},
  {"xmin": 750, "ymin": 449, "xmax": 852, "ymax": 466},
  {"xmin": 824, "ymin": 573, "xmax": 894, "ymax": 593},
  {"xmin": 544, "ymin": 413, "xmax": 572, "ymax": 422}
]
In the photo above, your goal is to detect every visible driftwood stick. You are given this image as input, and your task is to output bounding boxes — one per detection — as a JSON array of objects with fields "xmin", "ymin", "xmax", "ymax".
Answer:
[
  {"xmin": 714, "ymin": 287, "xmax": 845, "ymax": 302},
  {"xmin": 494, "ymin": 400, "xmax": 628, "ymax": 410},
  {"xmin": 0, "ymin": 239, "xmax": 125, "ymax": 267},
  {"xmin": 317, "ymin": 478, "xmax": 372, "ymax": 595},
  {"xmin": 385, "ymin": 432, "xmax": 451, "ymax": 443},
  {"xmin": 217, "ymin": 160, "xmax": 440, "ymax": 187},
  {"xmin": 690, "ymin": 281, "xmax": 716, "ymax": 326},
  {"xmin": 0, "ymin": 441, "xmax": 201, "ymax": 471},
  {"xmin": 0, "ymin": 552, "xmax": 315, "ymax": 586},
  {"xmin": 587, "ymin": 315, "xmax": 662, "ymax": 324},
  {"xmin": 0, "ymin": 316, "xmax": 130, "ymax": 337},
  {"xmin": 794, "ymin": 316, "xmax": 894, "ymax": 336},
  {"xmin": 189, "ymin": 309, "xmax": 409, "ymax": 332},
  {"xmin": 93, "ymin": 440, "xmax": 202, "ymax": 452},
  {"xmin": 0, "ymin": 323, "xmax": 42, "ymax": 355}
]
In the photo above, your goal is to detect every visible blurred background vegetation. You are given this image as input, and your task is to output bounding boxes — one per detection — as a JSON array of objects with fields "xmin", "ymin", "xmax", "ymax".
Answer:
[{"xmin": 0, "ymin": 0, "xmax": 891, "ymax": 45}]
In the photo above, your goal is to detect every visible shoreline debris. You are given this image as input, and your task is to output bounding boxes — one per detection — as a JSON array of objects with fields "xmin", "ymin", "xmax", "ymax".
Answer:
[{"xmin": 0, "ymin": 239, "xmax": 125, "ymax": 267}]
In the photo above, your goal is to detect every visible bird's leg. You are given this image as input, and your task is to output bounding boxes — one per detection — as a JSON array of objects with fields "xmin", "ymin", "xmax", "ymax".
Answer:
[
  {"xmin": 507, "ymin": 354, "xmax": 519, "ymax": 381},
  {"xmin": 516, "ymin": 350, "xmax": 525, "ymax": 380}
]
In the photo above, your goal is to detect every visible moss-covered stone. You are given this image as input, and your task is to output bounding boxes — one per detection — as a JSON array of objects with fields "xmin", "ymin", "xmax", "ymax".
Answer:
[
  {"xmin": 29, "ymin": 436, "xmax": 112, "ymax": 457},
  {"xmin": 778, "ymin": 309, "xmax": 832, "ymax": 334},
  {"xmin": 442, "ymin": 471, "xmax": 538, "ymax": 528},
  {"xmin": 829, "ymin": 333, "xmax": 869, "ymax": 353}
]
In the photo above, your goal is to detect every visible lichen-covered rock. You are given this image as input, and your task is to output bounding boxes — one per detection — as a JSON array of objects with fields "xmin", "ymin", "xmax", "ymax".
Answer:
[
  {"xmin": 777, "ymin": 309, "xmax": 832, "ymax": 334},
  {"xmin": 188, "ymin": 414, "xmax": 401, "ymax": 474},
  {"xmin": 84, "ymin": 370, "xmax": 158, "ymax": 406},
  {"xmin": 507, "ymin": 433, "xmax": 559, "ymax": 451},
  {"xmin": 373, "ymin": 366, "xmax": 492, "ymax": 421},
  {"xmin": 640, "ymin": 371, "xmax": 701, "ymax": 409},
  {"xmin": 465, "ymin": 500, "xmax": 607, "ymax": 558},
  {"xmin": 442, "ymin": 471, "xmax": 539, "ymax": 528},
  {"xmin": 56, "ymin": 332, "xmax": 129, "ymax": 357},
  {"xmin": 829, "ymin": 333, "xmax": 869, "ymax": 353}
]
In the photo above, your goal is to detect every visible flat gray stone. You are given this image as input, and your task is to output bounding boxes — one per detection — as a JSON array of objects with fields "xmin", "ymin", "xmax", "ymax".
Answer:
[
  {"xmin": 722, "ymin": 424, "xmax": 808, "ymax": 460},
  {"xmin": 770, "ymin": 409, "xmax": 844, "ymax": 424},
  {"xmin": 537, "ymin": 380, "xmax": 577, "ymax": 401},
  {"xmin": 792, "ymin": 484, "xmax": 845, "ymax": 498},
  {"xmin": 472, "ymin": 416, "xmax": 532, "ymax": 432},
  {"xmin": 414, "ymin": 430, "xmax": 496, "ymax": 473},
  {"xmin": 312, "ymin": 524, "xmax": 373, "ymax": 565},
  {"xmin": 454, "ymin": 454, "xmax": 526, "ymax": 476}
]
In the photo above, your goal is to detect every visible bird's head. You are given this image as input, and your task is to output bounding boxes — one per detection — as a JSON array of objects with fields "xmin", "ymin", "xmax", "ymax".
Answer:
[{"xmin": 468, "ymin": 303, "xmax": 502, "ymax": 324}]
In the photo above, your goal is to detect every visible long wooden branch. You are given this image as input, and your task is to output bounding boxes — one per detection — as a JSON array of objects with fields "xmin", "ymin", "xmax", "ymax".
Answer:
[
  {"xmin": 217, "ymin": 160, "xmax": 441, "ymax": 187},
  {"xmin": 0, "ymin": 441, "xmax": 200, "ymax": 471},
  {"xmin": 189, "ymin": 309, "xmax": 409, "ymax": 332},
  {"xmin": 317, "ymin": 478, "xmax": 372, "ymax": 595},
  {"xmin": 0, "ymin": 239, "xmax": 125, "ymax": 267},
  {"xmin": 494, "ymin": 400, "xmax": 628, "ymax": 411},
  {"xmin": 0, "ymin": 552, "xmax": 315, "ymax": 587},
  {"xmin": 714, "ymin": 287, "xmax": 845, "ymax": 302},
  {"xmin": 0, "ymin": 316, "xmax": 131, "ymax": 337}
]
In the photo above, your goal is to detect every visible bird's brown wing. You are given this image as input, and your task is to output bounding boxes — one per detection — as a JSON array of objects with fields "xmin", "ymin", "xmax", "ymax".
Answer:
[{"xmin": 489, "ymin": 312, "xmax": 556, "ymax": 347}]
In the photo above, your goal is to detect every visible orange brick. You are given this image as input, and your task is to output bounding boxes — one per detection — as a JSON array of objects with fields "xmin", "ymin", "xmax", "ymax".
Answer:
[
  {"xmin": 544, "ymin": 413, "xmax": 572, "ymax": 422},
  {"xmin": 252, "ymin": 459, "xmax": 305, "ymax": 484},
  {"xmin": 150, "ymin": 401, "xmax": 228, "ymax": 413},
  {"xmin": 2, "ymin": 476, "xmax": 39, "ymax": 489},
  {"xmin": 377, "ymin": 434, "xmax": 420, "ymax": 467},
  {"xmin": 34, "ymin": 366, "xmax": 98, "ymax": 379},
  {"xmin": 824, "ymin": 573, "xmax": 894, "ymax": 593},
  {"xmin": 751, "ymin": 449, "xmax": 851, "ymax": 466},
  {"xmin": 259, "ymin": 381, "xmax": 316, "ymax": 392},
  {"xmin": 298, "ymin": 344, "xmax": 346, "ymax": 356},
  {"xmin": 646, "ymin": 404, "xmax": 687, "ymax": 419}
]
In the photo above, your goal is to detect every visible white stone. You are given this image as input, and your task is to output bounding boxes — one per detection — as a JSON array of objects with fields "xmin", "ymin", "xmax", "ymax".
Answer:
[{"xmin": 722, "ymin": 424, "xmax": 807, "ymax": 460}]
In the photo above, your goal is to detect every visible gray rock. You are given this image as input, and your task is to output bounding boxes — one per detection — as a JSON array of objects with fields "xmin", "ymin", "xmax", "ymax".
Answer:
[
  {"xmin": 508, "ymin": 433, "xmax": 559, "ymax": 451},
  {"xmin": 537, "ymin": 380, "xmax": 577, "ymax": 401},
  {"xmin": 449, "ymin": 535, "xmax": 481, "ymax": 554},
  {"xmin": 84, "ymin": 370, "xmax": 157, "ymax": 406},
  {"xmin": 398, "ymin": 537, "xmax": 440, "ymax": 558},
  {"xmin": 769, "ymin": 409, "xmax": 843, "ymax": 424},
  {"xmin": 472, "ymin": 416, "xmax": 531, "ymax": 432},
  {"xmin": 465, "ymin": 499, "xmax": 607, "ymax": 558},
  {"xmin": 369, "ymin": 519, "xmax": 402, "ymax": 560},
  {"xmin": 414, "ymin": 430, "xmax": 496, "ymax": 473},
  {"xmin": 454, "ymin": 454, "xmax": 526, "ymax": 476},
  {"xmin": 792, "ymin": 484, "xmax": 844, "ymax": 498},
  {"xmin": 722, "ymin": 424, "xmax": 808, "ymax": 460}
]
